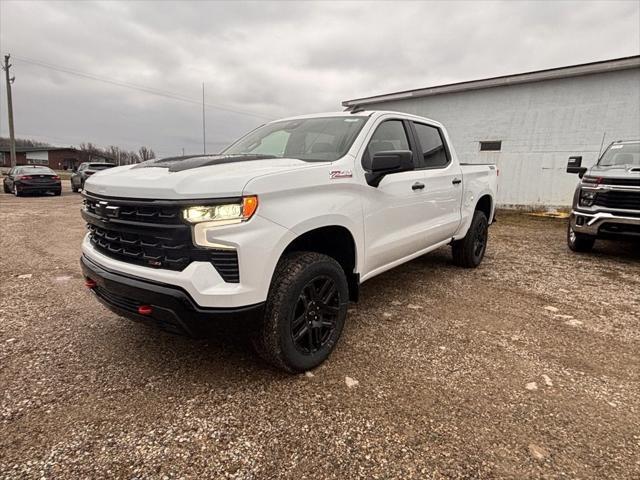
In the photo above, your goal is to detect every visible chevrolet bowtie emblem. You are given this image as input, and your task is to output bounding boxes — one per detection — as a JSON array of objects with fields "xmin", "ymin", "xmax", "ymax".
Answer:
[{"xmin": 96, "ymin": 201, "xmax": 120, "ymax": 218}]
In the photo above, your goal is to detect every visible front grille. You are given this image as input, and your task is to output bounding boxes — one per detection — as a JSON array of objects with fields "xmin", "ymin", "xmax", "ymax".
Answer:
[
  {"xmin": 83, "ymin": 194, "xmax": 240, "ymax": 282},
  {"xmin": 84, "ymin": 197, "xmax": 182, "ymax": 224},
  {"xmin": 600, "ymin": 178, "xmax": 640, "ymax": 187},
  {"xmin": 594, "ymin": 190, "xmax": 640, "ymax": 210}
]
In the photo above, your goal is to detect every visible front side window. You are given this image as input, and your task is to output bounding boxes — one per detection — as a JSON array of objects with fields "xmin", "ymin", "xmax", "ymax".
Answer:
[
  {"xmin": 413, "ymin": 123, "xmax": 448, "ymax": 168},
  {"xmin": 366, "ymin": 120, "xmax": 410, "ymax": 157},
  {"xmin": 223, "ymin": 116, "xmax": 368, "ymax": 161}
]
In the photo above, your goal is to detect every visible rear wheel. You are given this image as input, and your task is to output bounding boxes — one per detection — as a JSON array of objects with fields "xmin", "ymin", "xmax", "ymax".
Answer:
[
  {"xmin": 567, "ymin": 223, "xmax": 595, "ymax": 252},
  {"xmin": 13, "ymin": 184, "xmax": 21, "ymax": 197},
  {"xmin": 452, "ymin": 210, "xmax": 489, "ymax": 268},
  {"xmin": 252, "ymin": 252, "xmax": 348, "ymax": 373}
]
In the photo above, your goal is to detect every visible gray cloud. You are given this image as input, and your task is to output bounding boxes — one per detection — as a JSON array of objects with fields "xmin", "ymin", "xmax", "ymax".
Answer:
[{"xmin": 0, "ymin": 0, "xmax": 638, "ymax": 157}]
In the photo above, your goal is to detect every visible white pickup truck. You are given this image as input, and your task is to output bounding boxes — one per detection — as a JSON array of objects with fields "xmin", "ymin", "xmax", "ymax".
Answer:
[{"xmin": 80, "ymin": 110, "xmax": 497, "ymax": 372}]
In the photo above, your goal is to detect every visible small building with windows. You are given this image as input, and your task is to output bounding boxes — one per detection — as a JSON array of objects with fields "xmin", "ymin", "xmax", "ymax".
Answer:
[
  {"xmin": 0, "ymin": 147, "xmax": 111, "ymax": 170},
  {"xmin": 343, "ymin": 56, "xmax": 640, "ymax": 208}
]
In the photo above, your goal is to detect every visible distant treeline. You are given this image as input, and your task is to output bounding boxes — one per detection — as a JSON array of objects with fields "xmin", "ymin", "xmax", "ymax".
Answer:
[{"xmin": 0, "ymin": 137, "xmax": 156, "ymax": 165}]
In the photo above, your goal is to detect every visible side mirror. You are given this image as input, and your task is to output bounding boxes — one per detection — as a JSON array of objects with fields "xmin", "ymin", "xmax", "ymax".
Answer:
[
  {"xmin": 567, "ymin": 156, "xmax": 587, "ymax": 178},
  {"xmin": 366, "ymin": 150, "xmax": 414, "ymax": 187}
]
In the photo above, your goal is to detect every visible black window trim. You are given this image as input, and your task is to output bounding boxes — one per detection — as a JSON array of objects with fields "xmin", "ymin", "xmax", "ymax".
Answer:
[
  {"xmin": 409, "ymin": 121, "xmax": 452, "ymax": 170},
  {"xmin": 361, "ymin": 118, "xmax": 416, "ymax": 173}
]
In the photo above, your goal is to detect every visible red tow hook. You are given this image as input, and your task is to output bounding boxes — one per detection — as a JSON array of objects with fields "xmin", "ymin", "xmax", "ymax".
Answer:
[
  {"xmin": 85, "ymin": 278, "xmax": 97, "ymax": 289},
  {"xmin": 137, "ymin": 305, "xmax": 153, "ymax": 316}
]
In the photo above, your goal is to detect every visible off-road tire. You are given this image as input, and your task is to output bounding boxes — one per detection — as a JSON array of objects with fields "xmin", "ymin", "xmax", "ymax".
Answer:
[
  {"xmin": 452, "ymin": 210, "xmax": 488, "ymax": 268},
  {"xmin": 567, "ymin": 223, "xmax": 595, "ymax": 252},
  {"xmin": 252, "ymin": 251, "xmax": 349, "ymax": 373}
]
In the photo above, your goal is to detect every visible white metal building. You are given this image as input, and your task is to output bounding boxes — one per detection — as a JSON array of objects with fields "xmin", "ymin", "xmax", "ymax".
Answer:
[{"xmin": 342, "ymin": 56, "xmax": 640, "ymax": 208}]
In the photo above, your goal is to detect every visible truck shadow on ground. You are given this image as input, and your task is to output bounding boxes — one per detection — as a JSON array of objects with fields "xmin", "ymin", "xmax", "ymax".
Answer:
[{"xmin": 99, "ymin": 248, "xmax": 454, "ymax": 380}]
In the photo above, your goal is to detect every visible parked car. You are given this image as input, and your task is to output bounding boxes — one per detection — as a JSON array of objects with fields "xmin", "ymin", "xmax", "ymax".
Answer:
[
  {"xmin": 3, "ymin": 165, "xmax": 61, "ymax": 196},
  {"xmin": 80, "ymin": 110, "xmax": 498, "ymax": 372},
  {"xmin": 70, "ymin": 162, "xmax": 116, "ymax": 192},
  {"xmin": 566, "ymin": 140, "xmax": 640, "ymax": 251}
]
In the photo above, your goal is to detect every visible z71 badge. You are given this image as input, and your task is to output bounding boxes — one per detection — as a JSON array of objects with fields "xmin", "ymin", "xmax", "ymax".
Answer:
[{"xmin": 329, "ymin": 170, "xmax": 353, "ymax": 179}]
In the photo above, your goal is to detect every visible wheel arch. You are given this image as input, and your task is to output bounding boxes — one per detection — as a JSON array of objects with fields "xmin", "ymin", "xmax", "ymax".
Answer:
[
  {"xmin": 475, "ymin": 194, "xmax": 494, "ymax": 222},
  {"xmin": 280, "ymin": 224, "xmax": 360, "ymax": 302}
]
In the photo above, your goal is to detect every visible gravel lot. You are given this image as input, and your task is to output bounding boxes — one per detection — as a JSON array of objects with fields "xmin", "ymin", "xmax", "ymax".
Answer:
[{"xmin": 1, "ymin": 185, "xmax": 639, "ymax": 479}]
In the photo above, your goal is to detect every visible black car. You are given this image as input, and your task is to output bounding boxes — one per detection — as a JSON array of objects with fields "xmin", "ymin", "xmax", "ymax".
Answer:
[
  {"xmin": 71, "ymin": 162, "xmax": 116, "ymax": 192},
  {"xmin": 3, "ymin": 165, "xmax": 62, "ymax": 196}
]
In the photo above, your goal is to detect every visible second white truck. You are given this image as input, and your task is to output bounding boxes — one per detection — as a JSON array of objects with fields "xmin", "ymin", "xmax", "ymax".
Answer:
[{"xmin": 80, "ymin": 110, "xmax": 498, "ymax": 372}]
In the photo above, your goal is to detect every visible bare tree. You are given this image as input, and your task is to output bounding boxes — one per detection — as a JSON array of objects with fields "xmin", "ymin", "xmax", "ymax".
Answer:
[{"xmin": 138, "ymin": 146, "xmax": 155, "ymax": 162}]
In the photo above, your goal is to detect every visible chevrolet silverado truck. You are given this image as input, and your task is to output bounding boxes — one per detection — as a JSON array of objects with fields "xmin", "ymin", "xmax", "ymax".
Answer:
[
  {"xmin": 566, "ymin": 140, "xmax": 640, "ymax": 252},
  {"xmin": 80, "ymin": 111, "xmax": 497, "ymax": 372}
]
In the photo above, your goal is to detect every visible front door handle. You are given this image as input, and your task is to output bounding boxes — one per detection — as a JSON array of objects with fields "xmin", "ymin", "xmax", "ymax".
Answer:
[
  {"xmin": 412, "ymin": 182, "xmax": 425, "ymax": 191},
  {"xmin": 452, "ymin": 178, "xmax": 462, "ymax": 185}
]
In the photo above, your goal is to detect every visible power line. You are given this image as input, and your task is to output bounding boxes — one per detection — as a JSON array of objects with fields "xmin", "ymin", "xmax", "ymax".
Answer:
[{"xmin": 10, "ymin": 55, "xmax": 273, "ymax": 120}]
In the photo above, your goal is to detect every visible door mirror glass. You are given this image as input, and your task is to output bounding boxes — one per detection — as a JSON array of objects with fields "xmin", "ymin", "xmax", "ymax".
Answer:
[
  {"xmin": 366, "ymin": 150, "xmax": 413, "ymax": 187},
  {"xmin": 567, "ymin": 155, "xmax": 587, "ymax": 177}
]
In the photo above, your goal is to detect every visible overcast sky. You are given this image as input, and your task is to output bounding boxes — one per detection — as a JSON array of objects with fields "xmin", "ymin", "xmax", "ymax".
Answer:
[{"xmin": 1, "ymin": 0, "xmax": 639, "ymax": 157}]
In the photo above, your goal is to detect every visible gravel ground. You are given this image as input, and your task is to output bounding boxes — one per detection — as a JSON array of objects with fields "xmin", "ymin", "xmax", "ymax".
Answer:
[{"xmin": 1, "ymin": 186, "xmax": 639, "ymax": 479}]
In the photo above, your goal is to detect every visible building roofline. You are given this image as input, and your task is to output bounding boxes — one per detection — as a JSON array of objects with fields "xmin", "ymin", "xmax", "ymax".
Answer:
[
  {"xmin": 342, "ymin": 55, "xmax": 640, "ymax": 107},
  {"xmin": 0, "ymin": 146, "xmax": 77, "ymax": 153}
]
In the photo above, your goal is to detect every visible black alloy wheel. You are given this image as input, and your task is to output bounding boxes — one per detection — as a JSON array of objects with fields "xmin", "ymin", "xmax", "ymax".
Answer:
[{"xmin": 290, "ymin": 276, "xmax": 340, "ymax": 354}]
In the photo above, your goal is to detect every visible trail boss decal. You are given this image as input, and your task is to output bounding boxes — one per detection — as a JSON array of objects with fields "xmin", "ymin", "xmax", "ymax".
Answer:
[{"xmin": 329, "ymin": 170, "xmax": 352, "ymax": 179}]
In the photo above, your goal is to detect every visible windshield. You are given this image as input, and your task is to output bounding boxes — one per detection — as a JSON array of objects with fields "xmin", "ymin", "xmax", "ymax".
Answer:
[
  {"xmin": 88, "ymin": 163, "xmax": 115, "ymax": 170},
  {"xmin": 598, "ymin": 142, "xmax": 640, "ymax": 167},
  {"xmin": 222, "ymin": 116, "xmax": 368, "ymax": 161},
  {"xmin": 16, "ymin": 166, "xmax": 55, "ymax": 175}
]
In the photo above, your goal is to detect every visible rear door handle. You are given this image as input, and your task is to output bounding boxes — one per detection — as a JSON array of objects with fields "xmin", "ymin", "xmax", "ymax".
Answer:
[
  {"xmin": 412, "ymin": 182, "xmax": 425, "ymax": 191},
  {"xmin": 452, "ymin": 178, "xmax": 462, "ymax": 185}
]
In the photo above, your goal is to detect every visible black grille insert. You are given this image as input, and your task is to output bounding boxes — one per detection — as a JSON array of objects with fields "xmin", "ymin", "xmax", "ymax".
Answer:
[
  {"xmin": 83, "ymin": 194, "xmax": 240, "ymax": 282},
  {"xmin": 594, "ymin": 190, "xmax": 640, "ymax": 210}
]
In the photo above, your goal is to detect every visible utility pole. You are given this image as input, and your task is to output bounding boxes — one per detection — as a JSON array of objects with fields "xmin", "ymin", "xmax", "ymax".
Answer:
[
  {"xmin": 202, "ymin": 82, "xmax": 206, "ymax": 155},
  {"xmin": 2, "ymin": 54, "xmax": 17, "ymax": 167}
]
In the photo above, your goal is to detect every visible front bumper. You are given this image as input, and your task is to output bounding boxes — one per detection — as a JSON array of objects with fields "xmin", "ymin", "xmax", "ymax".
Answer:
[
  {"xmin": 570, "ymin": 210, "xmax": 640, "ymax": 238},
  {"xmin": 81, "ymin": 255, "xmax": 264, "ymax": 336}
]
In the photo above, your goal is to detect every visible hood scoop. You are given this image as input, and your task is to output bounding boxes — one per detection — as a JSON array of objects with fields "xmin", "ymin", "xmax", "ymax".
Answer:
[{"xmin": 132, "ymin": 154, "xmax": 278, "ymax": 172}]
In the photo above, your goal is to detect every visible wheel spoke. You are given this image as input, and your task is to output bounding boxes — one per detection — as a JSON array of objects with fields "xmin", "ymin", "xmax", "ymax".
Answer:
[
  {"xmin": 318, "ymin": 303, "xmax": 339, "ymax": 316},
  {"xmin": 293, "ymin": 324, "xmax": 309, "ymax": 343},
  {"xmin": 292, "ymin": 313, "xmax": 306, "ymax": 329}
]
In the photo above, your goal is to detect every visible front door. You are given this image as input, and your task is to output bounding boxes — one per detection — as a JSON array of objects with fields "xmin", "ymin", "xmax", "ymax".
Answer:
[{"xmin": 361, "ymin": 119, "xmax": 429, "ymax": 275}]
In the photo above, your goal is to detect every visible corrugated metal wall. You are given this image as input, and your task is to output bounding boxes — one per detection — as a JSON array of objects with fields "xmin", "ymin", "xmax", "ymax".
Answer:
[{"xmin": 363, "ymin": 68, "xmax": 640, "ymax": 208}]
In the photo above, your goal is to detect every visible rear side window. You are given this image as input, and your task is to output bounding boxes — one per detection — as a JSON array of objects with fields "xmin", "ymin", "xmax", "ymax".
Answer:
[{"xmin": 413, "ymin": 123, "xmax": 448, "ymax": 168}]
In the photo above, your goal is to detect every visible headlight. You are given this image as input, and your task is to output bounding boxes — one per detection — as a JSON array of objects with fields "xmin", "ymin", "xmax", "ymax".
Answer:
[
  {"xmin": 579, "ymin": 189, "xmax": 596, "ymax": 207},
  {"xmin": 183, "ymin": 196, "xmax": 258, "ymax": 225}
]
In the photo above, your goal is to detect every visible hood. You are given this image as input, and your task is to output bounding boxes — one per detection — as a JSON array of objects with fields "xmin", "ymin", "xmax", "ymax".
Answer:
[
  {"xmin": 587, "ymin": 164, "xmax": 640, "ymax": 178},
  {"xmin": 84, "ymin": 156, "xmax": 326, "ymax": 199}
]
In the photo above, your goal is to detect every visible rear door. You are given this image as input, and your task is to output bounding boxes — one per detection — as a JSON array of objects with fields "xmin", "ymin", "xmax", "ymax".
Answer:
[
  {"xmin": 361, "ymin": 118, "xmax": 430, "ymax": 274},
  {"xmin": 410, "ymin": 121, "xmax": 463, "ymax": 244}
]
